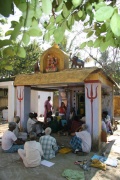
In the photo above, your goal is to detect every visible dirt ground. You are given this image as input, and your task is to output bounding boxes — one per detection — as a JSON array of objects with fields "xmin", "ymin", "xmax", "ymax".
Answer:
[{"xmin": 0, "ymin": 119, "xmax": 120, "ymax": 180}]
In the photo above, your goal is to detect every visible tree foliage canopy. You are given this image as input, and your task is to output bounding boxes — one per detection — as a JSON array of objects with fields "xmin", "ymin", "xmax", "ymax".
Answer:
[
  {"xmin": 0, "ymin": 0, "xmax": 120, "ymax": 58},
  {"xmin": 0, "ymin": 41, "xmax": 42, "ymax": 78}
]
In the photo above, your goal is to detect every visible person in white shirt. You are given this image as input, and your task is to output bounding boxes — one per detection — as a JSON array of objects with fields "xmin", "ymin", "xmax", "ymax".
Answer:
[
  {"xmin": 27, "ymin": 112, "xmax": 44, "ymax": 136},
  {"xmin": 2, "ymin": 122, "xmax": 24, "ymax": 153},
  {"xmin": 102, "ymin": 120, "xmax": 107, "ymax": 133},
  {"xmin": 18, "ymin": 132, "xmax": 43, "ymax": 167},
  {"xmin": 70, "ymin": 124, "xmax": 91, "ymax": 153},
  {"xmin": 102, "ymin": 111, "xmax": 113, "ymax": 135},
  {"xmin": 13, "ymin": 116, "xmax": 27, "ymax": 141}
]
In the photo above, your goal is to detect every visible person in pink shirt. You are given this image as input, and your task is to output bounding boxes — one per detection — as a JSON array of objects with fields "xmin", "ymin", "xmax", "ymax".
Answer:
[{"xmin": 44, "ymin": 96, "xmax": 53, "ymax": 123}]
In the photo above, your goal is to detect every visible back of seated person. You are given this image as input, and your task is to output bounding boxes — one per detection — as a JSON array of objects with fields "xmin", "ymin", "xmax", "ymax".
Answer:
[
  {"xmin": 70, "ymin": 116, "xmax": 82, "ymax": 133},
  {"xmin": 27, "ymin": 112, "xmax": 44, "ymax": 136},
  {"xmin": 49, "ymin": 116, "xmax": 59, "ymax": 133},
  {"xmin": 46, "ymin": 111, "xmax": 53, "ymax": 122},
  {"xmin": 2, "ymin": 122, "xmax": 24, "ymax": 153}
]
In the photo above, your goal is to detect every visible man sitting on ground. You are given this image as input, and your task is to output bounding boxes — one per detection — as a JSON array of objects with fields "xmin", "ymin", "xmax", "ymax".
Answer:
[
  {"xmin": 18, "ymin": 132, "xmax": 43, "ymax": 167},
  {"xmin": 39, "ymin": 127, "xmax": 58, "ymax": 159},
  {"xmin": 2, "ymin": 122, "xmax": 24, "ymax": 153},
  {"xmin": 27, "ymin": 112, "xmax": 44, "ymax": 136},
  {"xmin": 102, "ymin": 111, "xmax": 113, "ymax": 135},
  {"xmin": 70, "ymin": 124, "xmax": 91, "ymax": 153},
  {"xmin": 13, "ymin": 116, "xmax": 27, "ymax": 141}
]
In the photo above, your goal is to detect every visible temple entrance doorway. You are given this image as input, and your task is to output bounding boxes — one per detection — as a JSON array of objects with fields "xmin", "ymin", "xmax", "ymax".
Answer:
[{"xmin": 77, "ymin": 93, "xmax": 85, "ymax": 118}]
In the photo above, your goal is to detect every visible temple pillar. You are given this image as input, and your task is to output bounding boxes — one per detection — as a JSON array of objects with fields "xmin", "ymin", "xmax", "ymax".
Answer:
[
  {"xmin": 85, "ymin": 80, "xmax": 102, "ymax": 151},
  {"xmin": 16, "ymin": 86, "xmax": 30, "ymax": 131},
  {"xmin": 8, "ymin": 83, "xmax": 15, "ymax": 122}
]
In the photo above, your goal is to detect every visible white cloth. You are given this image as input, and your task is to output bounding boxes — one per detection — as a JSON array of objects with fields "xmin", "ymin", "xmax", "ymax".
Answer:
[
  {"xmin": 102, "ymin": 121, "xmax": 107, "ymax": 132},
  {"xmin": 105, "ymin": 115, "xmax": 111, "ymax": 123},
  {"xmin": 18, "ymin": 141, "xmax": 43, "ymax": 167},
  {"xmin": 75, "ymin": 130, "xmax": 91, "ymax": 153},
  {"xmin": 104, "ymin": 115, "xmax": 111, "ymax": 132},
  {"xmin": 13, "ymin": 123, "xmax": 27, "ymax": 141},
  {"xmin": 13, "ymin": 123, "xmax": 19, "ymax": 137},
  {"xmin": 27, "ymin": 118, "xmax": 43, "ymax": 134},
  {"xmin": 2, "ymin": 130, "xmax": 17, "ymax": 150},
  {"xmin": 27, "ymin": 118, "xmax": 36, "ymax": 133}
]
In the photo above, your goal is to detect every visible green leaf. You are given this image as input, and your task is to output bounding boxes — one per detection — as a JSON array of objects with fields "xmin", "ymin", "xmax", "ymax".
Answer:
[
  {"xmin": 34, "ymin": 8, "xmax": 42, "ymax": 18},
  {"xmin": 56, "ymin": 0, "xmax": 64, "ymax": 11},
  {"xmin": 49, "ymin": 16, "xmax": 55, "ymax": 23},
  {"xmin": 63, "ymin": 4, "xmax": 70, "ymax": 18},
  {"xmin": 107, "ymin": 38, "xmax": 115, "ymax": 47},
  {"xmin": 0, "ymin": 40, "xmax": 11, "ymax": 48},
  {"xmin": 100, "ymin": 24, "xmax": 106, "ymax": 33},
  {"xmin": 28, "ymin": 27, "xmax": 42, "ymax": 36},
  {"xmin": 87, "ymin": 40, "xmax": 93, "ymax": 47},
  {"xmin": 42, "ymin": 0, "xmax": 52, "ymax": 15},
  {"xmin": 23, "ymin": 33, "xmax": 30, "ymax": 45},
  {"xmin": 31, "ymin": 18, "xmax": 38, "ymax": 27},
  {"xmin": 10, "ymin": 24, "xmax": 21, "ymax": 40},
  {"xmin": 78, "ymin": 10, "xmax": 83, "ymax": 18},
  {"xmin": 44, "ymin": 32, "xmax": 50, "ymax": 42},
  {"xmin": 17, "ymin": 47, "xmax": 26, "ymax": 58},
  {"xmin": 54, "ymin": 25, "xmax": 65, "ymax": 43},
  {"xmin": 100, "ymin": 41, "xmax": 108, "ymax": 52},
  {"xmin": 23, "ymin": 10, "xmax": 34, "ymax": 19},
  {"xmin": 83, "ymin": 28, "xmax": 92, "ymax": 33},
  {"xmin": 11, "ymin": 21, "xmax": 19, "ymax": 28},
  {"xmin": 25, "ymin": 18, "xmax": 32, "ymax": 27},
  {"xmin": 74, "ymin": 13, "xmax": 80, "ymax": 21},
  {"xmin": 5, "ymin": 30, "xmax": 13, "ymax": 36},
  {"xmin": 94, "ymin": 38, "xmax": 101, "ymax": 48},
  {"xmin": 68, "ymin": 15, "xmax": 74, "ymax": 27},
  {"xmin": 3, "ymin": 47, "xmax": 15, "ymax": 57},
  {"xmin": 105, "ymin": 31, "xmax": 113, "ymax": 41},
  {"xmin": 87, "ymin": 31, "xmax": 94, "ymax": 38},
  {"xmin": 94, "ymin": 2, "xmax": 106, "ymax": 11},
  {"xmin": 0, "ymin": 0, "xmax": 13, "ymax": 17},
  {"xmin": 72, "ymin": 0, "xmax": 82, "ymax": 8},
  {"xmin": 46, "ymin": 22, "xmax": 55, "ymax": 30},
  {"xmin": 5, "ymin": 65, "xmax": 13, "ymax": 71},
  {"xmin": 110, "ymin": 13, "xmax": 120, "ymax": 37},
  {"xmin": 95, "ymin": 6, "xmax": 114, "ymax": 22},
  {"xmin": 17, "ymin": 2, "xmax": 27, "ymax": 12},
  {"xmin": 56, "ymin": 15, "xmax": 63, "ymax": 23},
  {"xmin": 95, "ymin": 28, "xmax": 101, "ymax": 36},
  {"xmin": 48, "ymin": 28, "xmax": 55, "ymax": 36},
  {"xmin": 67, "ymin": 15, "xmax": 74, "ymax": 30},
  {"xmin": 84, "ymin": 21, "xmax": 89, "ymax": 26},
  {"xmin": 80, "ymin": 42, "xmax": 86, "ymax": 49},
  {"xmin": 81, "ymin": 10, "xmax": 86, "ymax": 21}
]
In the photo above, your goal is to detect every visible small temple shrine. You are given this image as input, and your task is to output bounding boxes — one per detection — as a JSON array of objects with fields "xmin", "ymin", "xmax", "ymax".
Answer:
[{"xmin": 7, "ymin": 44, "xmax": 118, "ymax": 150}]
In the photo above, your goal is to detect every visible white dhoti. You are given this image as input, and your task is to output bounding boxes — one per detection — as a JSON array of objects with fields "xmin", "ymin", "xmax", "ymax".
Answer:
[{"xmin": 18, "ymin": 149, "xmax": 29, "ymax": 167}]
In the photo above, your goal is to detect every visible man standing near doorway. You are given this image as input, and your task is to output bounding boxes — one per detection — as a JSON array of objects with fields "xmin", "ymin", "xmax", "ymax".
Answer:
[{"xmin": 44, "ymin": 96, "xmax": 53, "ymax": 123}]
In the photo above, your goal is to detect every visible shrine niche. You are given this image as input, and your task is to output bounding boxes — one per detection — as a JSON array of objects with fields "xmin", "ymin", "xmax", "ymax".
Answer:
[
  {"xmin": 40, "ymin": 44, "xmax": 69, "ymax": 73},
  {"xmin": 46, "ymin": 54, "xmax": 58, "ymax": 73}
]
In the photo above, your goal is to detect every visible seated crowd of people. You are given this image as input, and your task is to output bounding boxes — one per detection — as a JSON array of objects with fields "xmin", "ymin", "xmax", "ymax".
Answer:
[
  {"xmin": 2, "ymin": 105, "xmax": 115, "ymax": 168},
  {"xmin": 1, "ymin": 106, "xmax": 94, "ymax": 168}
]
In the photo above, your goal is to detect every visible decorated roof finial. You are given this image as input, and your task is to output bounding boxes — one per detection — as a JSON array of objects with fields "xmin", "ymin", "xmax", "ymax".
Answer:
[{"xmin": 53, "ymin": 43, "xmax": 59, "ymax": 48}]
